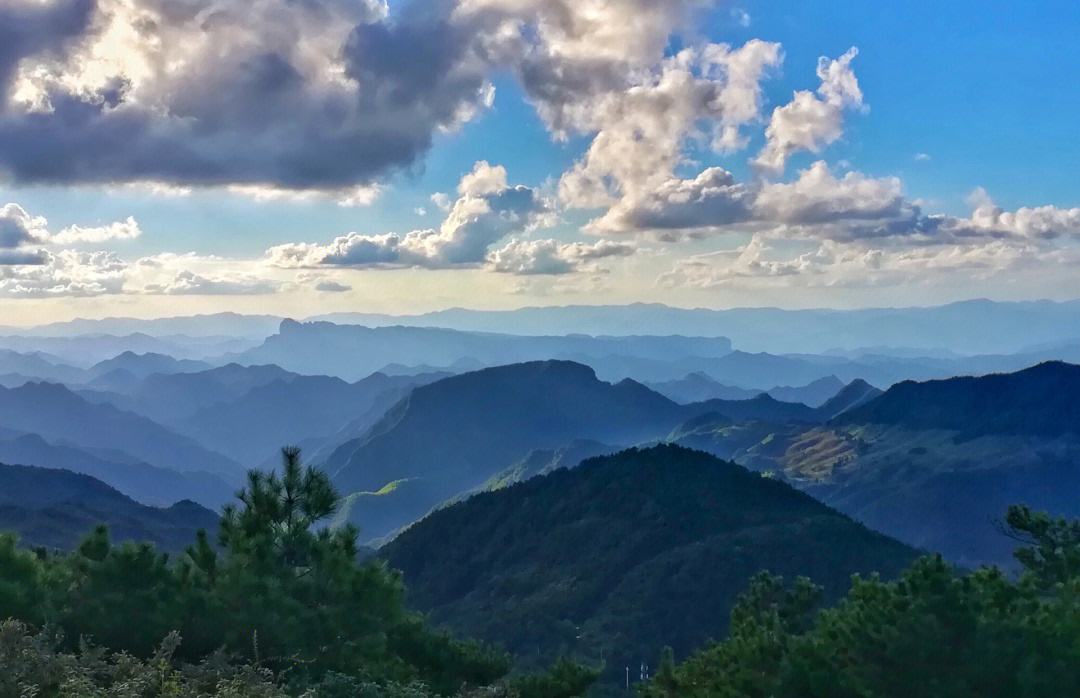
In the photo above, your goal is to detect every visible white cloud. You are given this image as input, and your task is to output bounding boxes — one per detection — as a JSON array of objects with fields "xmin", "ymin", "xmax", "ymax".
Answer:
[
  {"xmin": 0, "ymin": 202, "xmax": 141, "ymax": 265},
  {"xmin": 266, "ymin": 161, "xmax": 555, "ymax": 270},
  {"xmin": 53, "ymin": 216, "xmax": 142, "ymax": 244},
  {"xmin": 315, "ymin": 280, "xmax": 352, "ymax": 293},
  {"xmin": 487, "ymin": 238, "xmax": 635, "ymax": 275},
  {"xmin": 0, "ymin": 204, "xmax": 50, "ymax": 249},
  {"xmin": 225, "ymin": 184, "xmax": 383, "ymax": 208},
  {"xmin": 141, "ymin": 270, "xmax": 282, "ymax": 296},
  {"xmin": 0, "ymin": 250, "xmax": 128, "ymax": 298},
  {"xmin": 754, "ymin": 48, "xmax": 863, "ymax": 175}
]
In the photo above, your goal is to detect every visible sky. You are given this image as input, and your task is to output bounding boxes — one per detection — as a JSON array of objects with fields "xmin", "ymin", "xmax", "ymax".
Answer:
[{"xmin": 0, "ymin": 0, "xmax": 1078, "ymax": 323}]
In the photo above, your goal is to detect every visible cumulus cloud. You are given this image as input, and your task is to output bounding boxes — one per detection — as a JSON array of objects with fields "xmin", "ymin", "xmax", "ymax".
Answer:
[
  {"xmin": 586, "ymin": 167, "xmax": 754, "ymax": 236},
  {"xmin": 557, "ymin": 40, "xmax": 782, "ymax": 209},
  {"xmin": 315, "ymin": 280, "xmax": 352, "ymax": 293},
  {"xmin": 141, "ymin": 270, "xmax": 281, "ymax": 296},
  {"xmin": 266, "ymin": 161, "xmax": 555, "ymax": 270},
  {"xmin": 0, "ymin": 203, "xmax": 49, "ymax": 249},
  {"xmin": 52, "ymin": 216, "xmax": 142, "ymax": 244},
  {"xmin": 0, "ymin": 0, "xmax": 784, "ymax": 203},
  {"xmin": 753, "ymin": 48, "xmax": 863, "ymax": 175},
  {"xmin": 0, "ymin": 249, "xmax": 127, "ymax": 297},
  {"xmin": 0, "ymin": 0, "xmax": 493, "ymax": 192},
  {"xmin": 0, "ymin": 202, "xmax": 140, "ymax": 264},
  {"xmin": 487, "ymin": 238, "xmax": 635, "ymax": 274},
  {"xmin": 657, "ymin": 235, "xmax": 1070, "ymax": 290}
]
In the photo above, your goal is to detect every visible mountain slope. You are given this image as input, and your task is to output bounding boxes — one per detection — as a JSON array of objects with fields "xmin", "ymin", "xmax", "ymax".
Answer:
[
  {"xmin": 0, "ymin": 463, "xmax": 217, "ymax": 551},
  {"xmin": 0, "ymin": 431, "xmax": 232, "ymax": 509},
  {"xmin": 767, "ymin": 375, "xmax": 845, "ymax": 408},
  {"xmin": 177, "ymin": 372, "xmax": 438, "ymax": 465},
  {"xmin": 325, "ymin": 361, "xmax": 691, "ymax": 540},
  {"xmin": 381, "ymin": 445, "xmax": 916, "ymax": 681},
  {"xmin": 0, "ymin": 382, "xmax": 240, "ymax": 478},
  {"xmin": 836, "ymin": 361, "xmax": 1080, "ymax": 438},
  {"xmin": 646, "ymin": 372, "xmax": 761, "ymax": 403},
  {"xmin": 817, "ymin": 378, "xmax": 884, "ymax": 418},
  {"xmin": 86, "ymin": 351, "xmax": 212, "ymax": 380},
  {"xmin": 693, "ymin": 392, "xmax": 822, "ymax": 423}
]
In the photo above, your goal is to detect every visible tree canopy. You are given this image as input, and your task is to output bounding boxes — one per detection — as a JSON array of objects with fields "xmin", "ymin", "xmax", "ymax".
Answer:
[{"xmin": 639, "ymin": 503, "xmax": 1080, "ymax": 698}]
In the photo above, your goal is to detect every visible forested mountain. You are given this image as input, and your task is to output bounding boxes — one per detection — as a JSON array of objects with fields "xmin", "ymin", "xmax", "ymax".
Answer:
[
  {"xmin": 693, "ymin": 392, "xmax": 823, "ymax": 424},
  {"xmin": 325, "ymin": 361, "xmax": 691, "ymax": 541},
  {"xmin": 671, "ymin": 362, "xmax": 1080, "ymax": 566},
  {"xmin": 836, "ymin": 361, "xmax": 1080, "ymax": 438},
  {"xmin": 0, "ymin": 463, "xmax": 217, "ymax": 551},
  {"xmin": 0, "ymin": 381, "xmax": 240, "ymax": 478},
  {"xmin": 0, "ymin": 429, "xmax": 232, "ymax": 509},
  {"xmin": 381, "ymin": 445, "xmax": 916, "ymax": 684}
]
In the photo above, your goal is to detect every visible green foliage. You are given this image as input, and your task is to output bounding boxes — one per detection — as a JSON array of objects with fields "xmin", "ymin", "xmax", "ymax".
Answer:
[
  {"xmin": 510, "ymin": 658, "xmax": 601, "ymax": 698},
  {"xmin": 0, "ymin": 448, "xmax": 509, "ymax": 696},
  {"xmin": 0, "ymin": 619, "xmax": 290, "ymax": 698},
  {"xmin": 639, "ymin": 503, "xmax": 1080, "ymax": 698},
  {"xmin": 382, "ymin": 445, "xmax": 915, "ymax": 687}
]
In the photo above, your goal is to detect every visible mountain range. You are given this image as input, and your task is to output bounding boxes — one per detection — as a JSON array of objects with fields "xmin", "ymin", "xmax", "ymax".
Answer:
[{"xmin": 0, "ymin": 462, "xmax": 217, "ymax": 551}]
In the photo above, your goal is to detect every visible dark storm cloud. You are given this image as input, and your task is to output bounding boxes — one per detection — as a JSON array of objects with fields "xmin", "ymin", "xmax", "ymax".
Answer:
[{"xmin": 0, "ymin": 0, "xmax": 493, "ymax": 191}]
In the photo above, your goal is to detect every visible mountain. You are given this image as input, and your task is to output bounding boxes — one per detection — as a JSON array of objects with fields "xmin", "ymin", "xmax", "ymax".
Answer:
[
  {"xmin": 312, "ymin": 299, "xmax": 1080, "ymax": 355},
  {"xmin": 693, "ymin": 392, "xmax": 822, "ymax": 423},
  {"xmin": 381, "ymin": 445, "xmax": 916, "ymax": 681},
  {"xmin": 646, "ymin": 372, "xmax": 761, "ymax": 403},
  {"xmin": 80, "ymin": 363, "xmax": 299, "ymax": 424},
  {"xmin": 836, "ymin": 361, "xmax": 1080, "ymax": 438},
  {"xmin": 669, "ymin": 363, "xmax": 1080, "ymax": 567},
  {"xmin": 0, "ymin": 382, "xmax": 240, "ymax": 479},
  {"xmin": 235, "ymin": 320, "xmax": 733, "ymax": 381},
  {"xmin": 86, "ymin": 351, "xmax": 212, "ymax": 380},
  {"xmin": 176, "ymin": 372, "xmax": 441, "ymax": 466},
  {"xmin": 767, "ymin": 375, "xmax": 845, "ymax": 408},
  {"xmin": 817, "ymin": 378, "xmax": 883, "ymax": 418},
  {"xmin": 0, "ymin": 462, "xmax": 218, "ymax": 551},
  {"xmin": 0, "ymin": 430, "xmax": 232, "ymax": 509},
  {"xmin": 0, "ymin": 349, "xmax": 84, "ymax": 383},
  {"xmin": 325, "ymin": 361, "xmax": 692, "ymax": 541}
]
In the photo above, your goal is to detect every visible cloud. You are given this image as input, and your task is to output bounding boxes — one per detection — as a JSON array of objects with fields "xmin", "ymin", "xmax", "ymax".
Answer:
[
  {"xmin": 0, "ymin": 203, "xmax": 50, "ymax": 249},
  {"xmin": 586, "ymin": 167, "xmax": 754, "ymax": 236},
  {"xmin": 0, "ymin": 202, "xmax": 140, "ymax": 264},
  {"xmin": 0, "ymin": 0, "xmax": 493, "ymax": 193},
  {"xmin": 753, "ymin": 48, "xmax": 862, "ymax": 175},
  {"xmin": 487, "ymin": 238, "xmax": 635, "ymax": 274},
  {"xmin": 52, "ymin": 216, "xmax": 142, "ymax": 244},
  {"xmin": 0, "ymin": 0, "xmax": 781, "ymax": 201},
  {"xmin": 0, "ymin": 249, "xmax": 127, "ymax": 297},
  {"xmin": 140, "ymin": 270, "xmax": 281, "ymax": 296},
  {"xmin": 225, "ymin": 184, "xmax": 383, "ymax": 208},
  {"xmin": 918, "ymin": 188, "xmax": 1080, "ymax": 242},
  {"xmin": 315, "ymin": 280, "xmax": 352, "ymax": 293},
  {"xmin": 557, "ymin": 40, "xmax": 783, "ymax": 209},
  {"xmin": 914, "ymin": 152, "xmax": 931, "ymax": 162},
  {"xmin": 266, "ymin": 161, "xmax": 554, "ymax": 269}
]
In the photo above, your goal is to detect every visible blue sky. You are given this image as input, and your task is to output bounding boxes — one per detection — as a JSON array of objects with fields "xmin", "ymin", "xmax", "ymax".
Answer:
[{"xmin": 0, "ymin": 0, "xmax": 1078, "ymax": 322}]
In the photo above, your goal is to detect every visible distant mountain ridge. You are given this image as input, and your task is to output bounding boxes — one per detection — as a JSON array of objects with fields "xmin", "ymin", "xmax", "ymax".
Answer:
[
  {"xmin": 0, "ymin": 462, "xmax": 217, "ymax": 551},
  {"xmin": 0, "ymin": 381, "xmax": 240, "ymax": 478},
  {"xmin": 836, "ymin": 361, "xmax": 1080, "ymax": 438}
]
